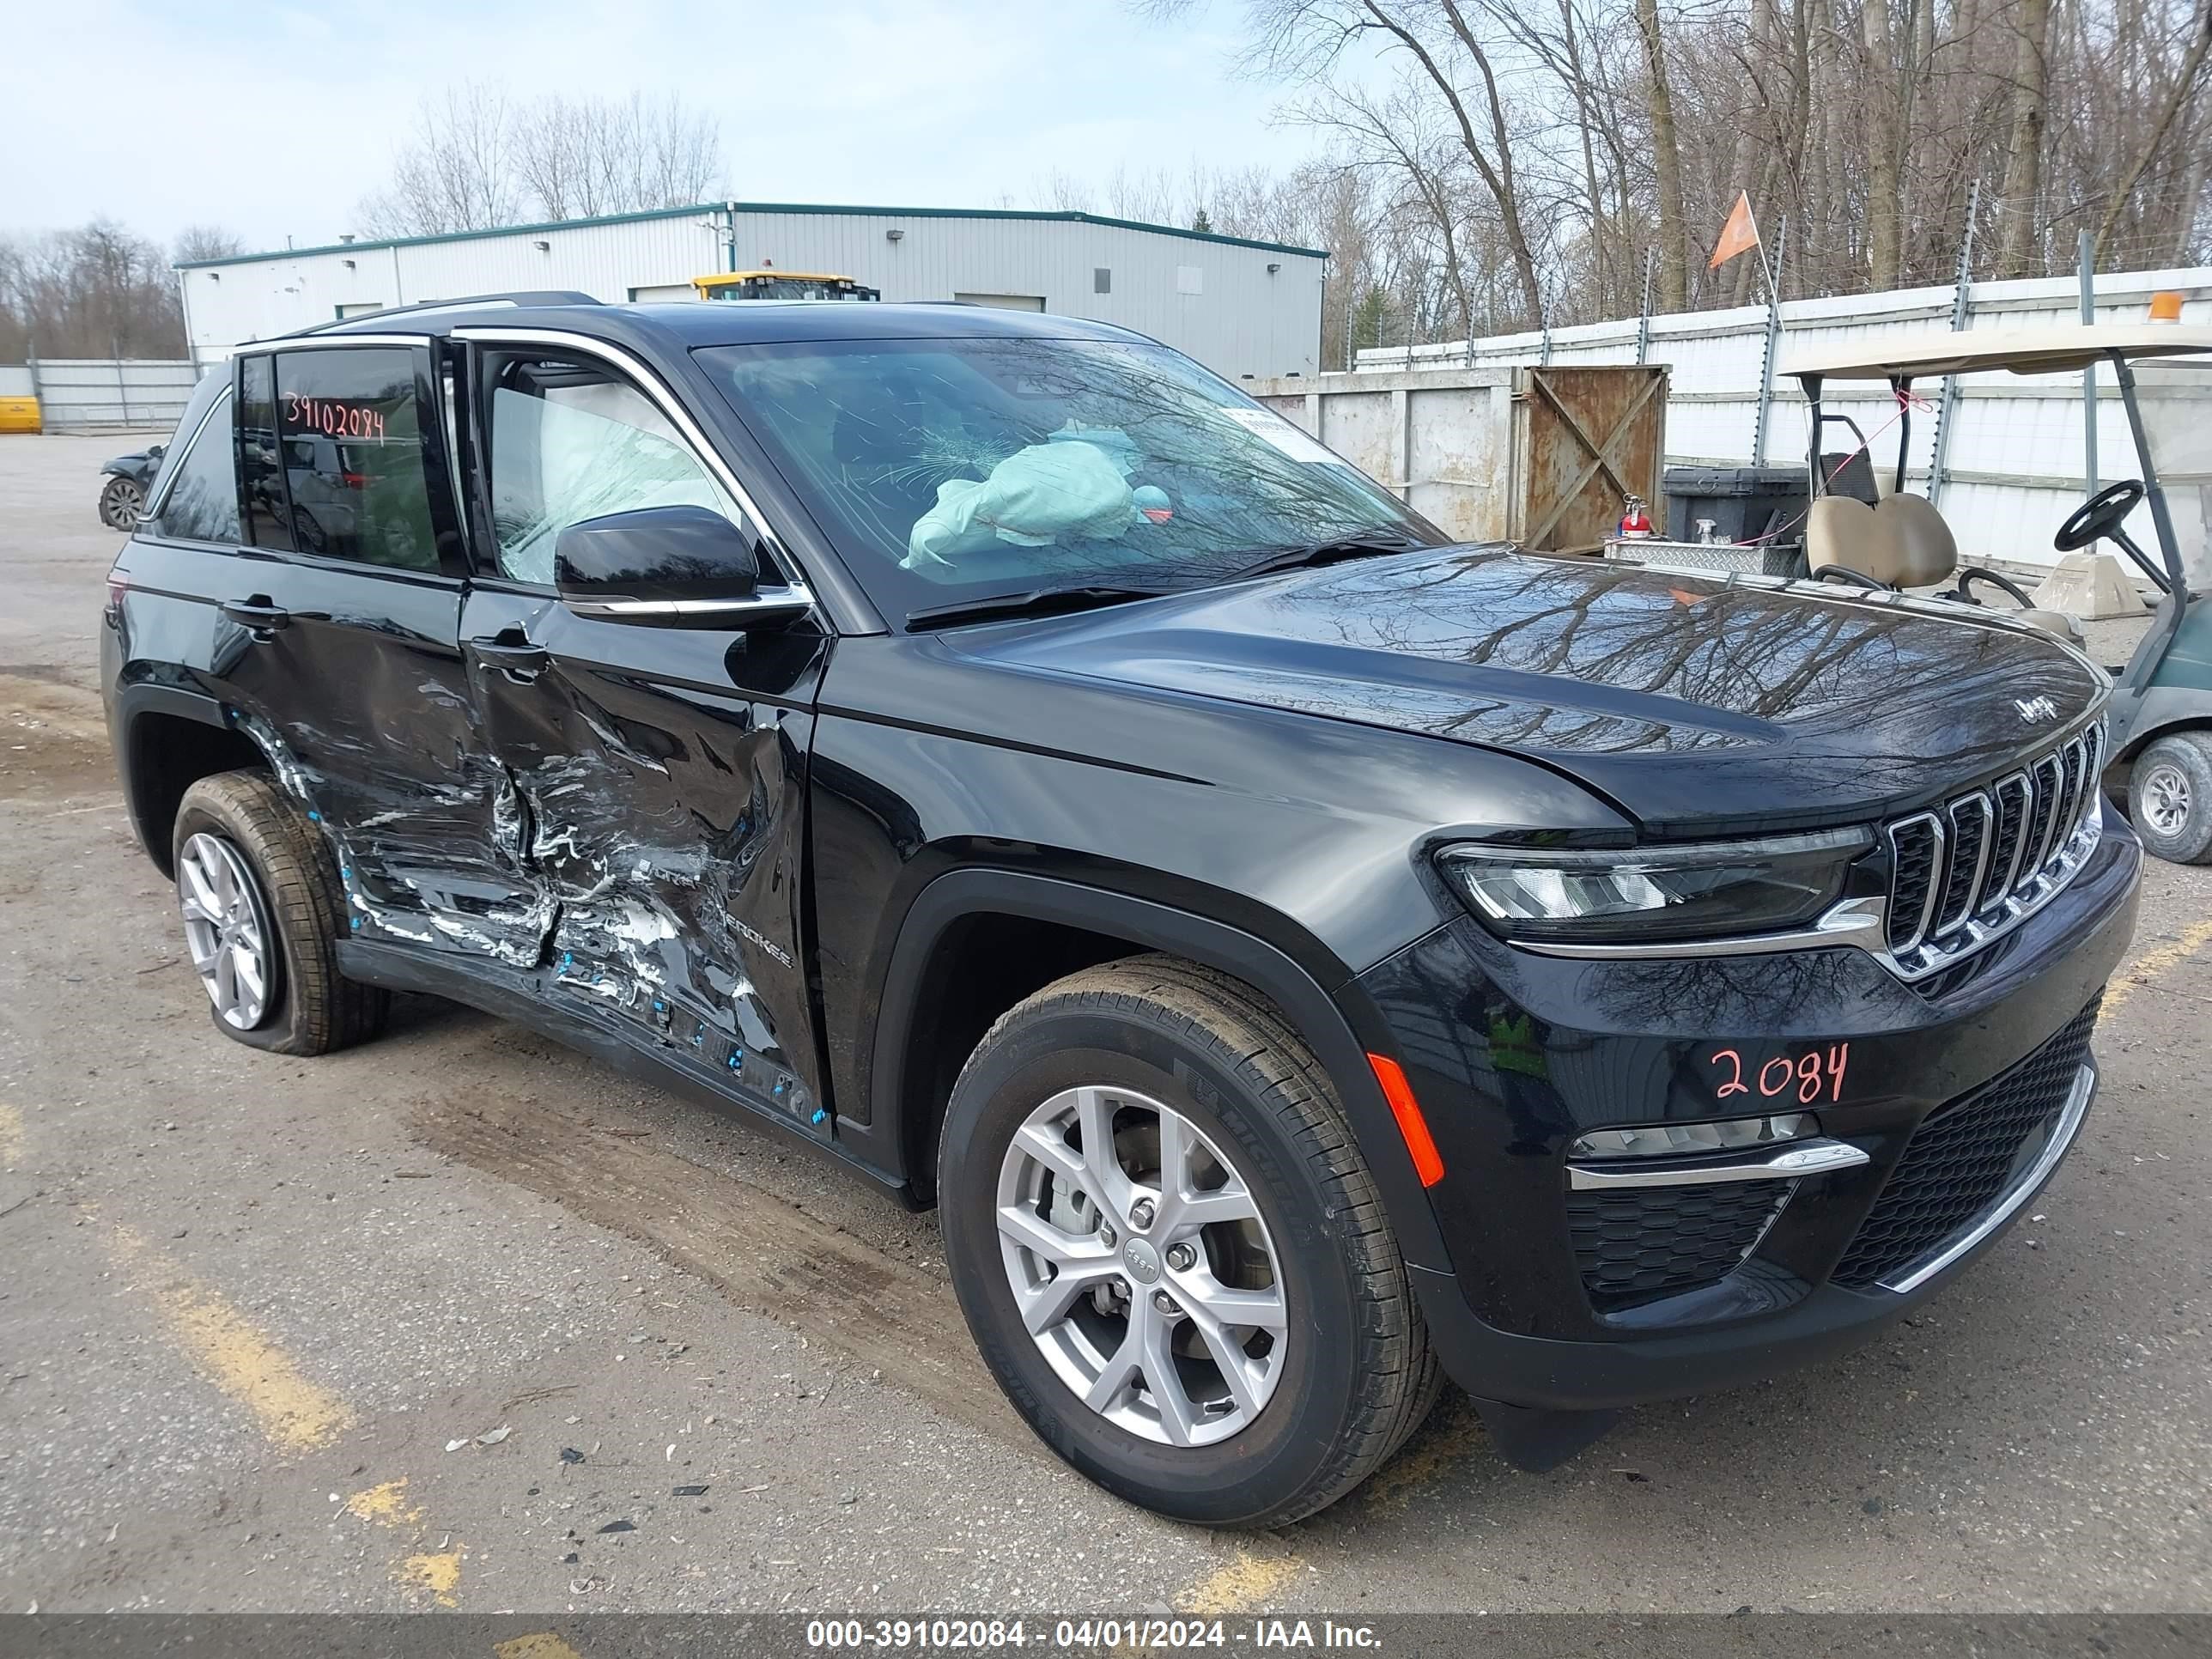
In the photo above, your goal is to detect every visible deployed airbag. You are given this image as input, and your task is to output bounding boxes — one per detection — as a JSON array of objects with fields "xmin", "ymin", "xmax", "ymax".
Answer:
[{"xmin": 903, "ymin": 439, "xmax": 1139, "ymax": 570}]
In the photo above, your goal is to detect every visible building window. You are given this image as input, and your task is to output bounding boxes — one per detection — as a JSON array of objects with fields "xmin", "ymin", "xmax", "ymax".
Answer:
[{"xmin": 1094, "ymin": 268, "xmax": 1111, "ymax": 295}]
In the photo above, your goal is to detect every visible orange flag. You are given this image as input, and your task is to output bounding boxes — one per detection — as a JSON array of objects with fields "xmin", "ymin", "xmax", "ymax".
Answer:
[{"xmin": 1708, "ymin": 191, "xmax": 1760, "ymax": 269}]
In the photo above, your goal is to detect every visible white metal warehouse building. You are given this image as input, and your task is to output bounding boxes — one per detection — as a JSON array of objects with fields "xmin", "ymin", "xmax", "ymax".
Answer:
[{"xmin": 174, "ymin": 201, "xmax": 1328, "ymax": 381}]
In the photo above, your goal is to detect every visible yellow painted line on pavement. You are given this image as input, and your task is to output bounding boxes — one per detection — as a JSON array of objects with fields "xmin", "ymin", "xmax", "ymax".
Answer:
[
  {"xmin": 1359, "ymin": 1397, "xmax": 1486, "ymax": 1514},
  {"xmin": 399, "ymin": 1545, "xmax": 466, "ymax": 1608},
  {"xmin": 0, "ymin": 1102, "xmax": 21, "ymax": 1168},
  {"xmin": 345, "ymin": 1478, "xmax": 422, "ymax": 1527},
  {"xmin": 105, "ymin": 1224, "xmax": 353, "ymax": 1452},
  {"xmin": 495, "ymin": 1636, "xmax": 587, "ymax": 1659},
  {"xmin": 344, "ymin": 1474, "xmax": 472, "ymax": 1610},
  {"xmin": 1178, "ymin": 1548, "xmax": 1302, "ymax": 1615},
  {"xmin": 2106, "ymin": 918, "xmax": 2212, "ymax": 1014}
]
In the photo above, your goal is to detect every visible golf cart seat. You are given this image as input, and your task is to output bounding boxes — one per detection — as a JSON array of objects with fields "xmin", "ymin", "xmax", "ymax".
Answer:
[
  {"xmin": 1808, "ymin": 494, "xmax": 2081, "ymax": 641},
  {"xmin": 1819, "ymin": 451, "xmax": 1881, "ymax": 504},
  {"xmin": 1877, "ymin": 494, "xmax": 2079, "ymax": 639},
  {"xmin": 1805, "ymin": 496, "xmax": 1890, "ymax": 584}
]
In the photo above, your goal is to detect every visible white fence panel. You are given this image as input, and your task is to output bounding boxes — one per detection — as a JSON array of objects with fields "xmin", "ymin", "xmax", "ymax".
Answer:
[
  {"xmin": 28, "ymin": 359, "xmax": 202, "ymax": 431},
  {"xmin": 1363, "ymin": 268, "xmax": 2211, "ymax": 575}
]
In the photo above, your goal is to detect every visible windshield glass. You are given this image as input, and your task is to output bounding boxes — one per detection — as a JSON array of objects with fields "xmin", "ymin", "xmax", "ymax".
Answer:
[
  {"xmin": 694, "ymin": 337, "xmax": 1435, "ymax": 620},
  {"xmin": 2129, "ymin": 357, "xmax": 2212, "ymax": 592}
]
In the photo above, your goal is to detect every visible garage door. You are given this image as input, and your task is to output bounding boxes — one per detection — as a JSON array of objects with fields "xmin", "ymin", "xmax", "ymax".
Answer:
[{"xmin": 954, "ymin": 293, "xmax": 1046, "ymax": 312}]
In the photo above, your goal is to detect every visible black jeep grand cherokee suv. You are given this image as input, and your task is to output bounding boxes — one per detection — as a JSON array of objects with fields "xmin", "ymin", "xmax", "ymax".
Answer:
[{"xmin": 104, "ymin": 297, "xmax": 2140, "ymax": 1526}]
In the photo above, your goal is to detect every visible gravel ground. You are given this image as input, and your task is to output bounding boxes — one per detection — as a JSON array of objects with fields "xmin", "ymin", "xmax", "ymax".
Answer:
[{"xmin": 0, "ymin": 432, "xmax": 2206, "ymax": 1617}]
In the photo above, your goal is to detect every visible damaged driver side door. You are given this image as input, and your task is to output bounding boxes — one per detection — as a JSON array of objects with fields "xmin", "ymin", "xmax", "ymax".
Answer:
[{"xmin": 454, "ymin": 340, "xmax": 835, "ymax": 1134}]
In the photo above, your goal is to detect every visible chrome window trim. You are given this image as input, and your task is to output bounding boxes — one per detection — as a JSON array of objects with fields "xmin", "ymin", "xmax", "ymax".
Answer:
[
  {"xmin": 1875, "ymin": 1060, "xmax": 2095, "ymax": 1294},
  {"xmin": 450, "ymin": 325, "xmax": 818, "ymax": 624},
  {"xmin": 143, "ymin": 385, "xmax": 236, "ymax": 526},
  {"xmin": 564, "ymin": 590, "xmax": 813, "ymax": 621},
  {"xmin": 264, "ymin": 332, "xmax": 436, "ymax": 349},
  {"xmin": 1565, "ymin": 1137, "xmax": 1869, "ymax": 1191}
]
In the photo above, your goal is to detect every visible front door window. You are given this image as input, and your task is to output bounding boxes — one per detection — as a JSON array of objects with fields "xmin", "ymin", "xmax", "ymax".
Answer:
[{"xmin": 484, "ymin": 357, "xmax": 747, "ymax": 585}]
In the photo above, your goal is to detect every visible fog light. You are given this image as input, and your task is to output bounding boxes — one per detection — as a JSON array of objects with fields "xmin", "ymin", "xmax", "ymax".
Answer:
[{"xmin": 1570, "ymin": 1113, "xmax": 1816, "ymax": 1160}]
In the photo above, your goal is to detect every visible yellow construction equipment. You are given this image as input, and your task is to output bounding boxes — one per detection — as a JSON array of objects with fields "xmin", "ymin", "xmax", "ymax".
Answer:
[{"xmin": 690, "ymin": 270, "xmax": 880, "ymax": 303}]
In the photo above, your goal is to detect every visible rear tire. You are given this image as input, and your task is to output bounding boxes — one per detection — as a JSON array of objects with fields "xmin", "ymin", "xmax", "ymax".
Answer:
[
  {"xmin": 2129, "ymin": 733, "xmax": 2212, "ymax": 865},
  {"xmin": 171, "ymin": 771, "xmax": 389, "ymax": 1054},
  {"xmin": 939, "ymin": 954, "xmax": 1440, "ymax": 1527}
]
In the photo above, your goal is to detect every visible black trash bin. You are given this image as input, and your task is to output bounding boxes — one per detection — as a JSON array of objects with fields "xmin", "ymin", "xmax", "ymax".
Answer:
[{"xmin": 1663, "ymin": 465, "xmax": 1809, "ymax": 546}]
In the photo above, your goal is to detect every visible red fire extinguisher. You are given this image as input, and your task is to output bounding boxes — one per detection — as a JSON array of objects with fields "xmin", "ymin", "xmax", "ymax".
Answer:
[{"xmin": 1618, "ymin": 493, "xmax": 1654, "ymax": 538}]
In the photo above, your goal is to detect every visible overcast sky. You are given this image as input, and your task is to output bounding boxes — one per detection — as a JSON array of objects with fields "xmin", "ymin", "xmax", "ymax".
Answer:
[{"xmin": 14, "ymin": 0, "xmax": 1334, "ymax": 253}]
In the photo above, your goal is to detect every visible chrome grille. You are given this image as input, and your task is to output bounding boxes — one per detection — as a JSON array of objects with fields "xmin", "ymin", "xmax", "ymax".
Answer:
[
  {"xmin": 1936, "ymin": 793, "xmax": 1992, "ymax": 936},
  {"xmin": 1979, "ymin": 773, "xmax": 2033, "ymax": 921},
  {"xmin": 1881, "ymin": 725, "xmax": 2103, "ymax": 977}
]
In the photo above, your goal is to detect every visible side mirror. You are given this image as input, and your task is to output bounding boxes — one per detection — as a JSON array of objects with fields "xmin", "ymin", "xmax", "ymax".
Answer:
[
  {"xmin": 554, "ymin": 505, "xmax": 811, "ymax": 628},
  {"xmin": 147, "ymin": 442, "xmax": 167, "ymax": 460}
]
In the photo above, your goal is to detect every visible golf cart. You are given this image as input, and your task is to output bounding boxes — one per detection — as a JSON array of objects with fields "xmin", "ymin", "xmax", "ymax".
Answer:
[{"xmin": 1785, "ymin": 324, "xmax": 2212, "ymax": 864}]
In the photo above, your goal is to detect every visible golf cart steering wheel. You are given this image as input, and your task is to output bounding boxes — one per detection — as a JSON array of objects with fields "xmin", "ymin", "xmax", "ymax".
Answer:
[{"xmin": 2055, "ymin": 480, "xmax": 2145, "ymax": 552}]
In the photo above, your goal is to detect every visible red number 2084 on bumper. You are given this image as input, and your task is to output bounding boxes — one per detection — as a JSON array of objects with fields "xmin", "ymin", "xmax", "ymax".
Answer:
[{"xmin": 1708, "ymin": 1043, "xmax": 1850, "ymax": 1105}]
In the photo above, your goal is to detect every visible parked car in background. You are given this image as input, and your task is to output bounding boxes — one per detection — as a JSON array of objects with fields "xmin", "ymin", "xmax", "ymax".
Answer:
[
  {"xmin": 102, "ymin": 296, "xmax": 2140, "ymax": 1527},
  {"xmin": 98, "ymin": 442, "xmax": 164, "ymax": 529}
]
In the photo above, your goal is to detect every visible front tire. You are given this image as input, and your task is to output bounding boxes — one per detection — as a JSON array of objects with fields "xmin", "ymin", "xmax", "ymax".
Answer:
[
  {"xmin": 99, "ymin": 475, "xmax": 143, "ymax": 530},
  {"xmin": 2129, "ymin": 733, "xmax": 2212, "ymax": 865},
  {"xmin": 939, "ymin": 956, "xmax": 1439, "ymax": 1527},
  {"xmin": 171, "ymin": 771, "xmax": 389, "ymax": 1054}
]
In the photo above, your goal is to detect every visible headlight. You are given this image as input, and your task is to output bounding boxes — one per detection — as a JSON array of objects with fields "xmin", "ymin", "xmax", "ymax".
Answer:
[{"xmin": 1437, "ymin": 827, "xmax": 1873, "ymax": 943}]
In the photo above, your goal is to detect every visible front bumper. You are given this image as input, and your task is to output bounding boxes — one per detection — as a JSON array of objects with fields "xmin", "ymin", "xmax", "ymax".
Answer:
[{"xmin": 1352, "ymin": 805, "xmax": 2142, "ymax": 1413}]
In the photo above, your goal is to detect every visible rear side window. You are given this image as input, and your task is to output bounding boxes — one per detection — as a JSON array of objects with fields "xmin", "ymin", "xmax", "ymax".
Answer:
[
  {"xmin": 270, "ymin": 348, "xmax": 440, "ymax": 571},
  {"xmin": 151, "ymin": 391, "xmax": 241, "ymax": 544},
  {"xmin": 238, "ymin": 355, "xmax": 293, "ymax": 552}
]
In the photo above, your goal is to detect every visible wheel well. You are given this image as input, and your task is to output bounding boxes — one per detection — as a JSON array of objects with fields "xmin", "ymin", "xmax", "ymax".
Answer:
[
  {"xmin": 124, "ymin": 711, "xmax": 265, "ymax": 878},
  {"xmin": 896, "ymin": 912, "xmax": 1142, "ymax": 1205},
  {"xmin": 2124, "ymin": 719, "xmax": 2212, "ymax": 764}
]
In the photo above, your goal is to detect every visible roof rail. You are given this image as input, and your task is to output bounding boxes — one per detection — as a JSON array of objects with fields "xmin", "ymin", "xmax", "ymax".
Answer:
[{"xmin": 285, "ymin": 291, "xmax": 603, "ymax": 337}]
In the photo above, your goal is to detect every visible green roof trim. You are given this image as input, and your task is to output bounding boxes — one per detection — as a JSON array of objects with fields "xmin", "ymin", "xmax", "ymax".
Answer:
[{"xmin": 175, "ymin": 200, "xmax": 1330, "ymax": 270}]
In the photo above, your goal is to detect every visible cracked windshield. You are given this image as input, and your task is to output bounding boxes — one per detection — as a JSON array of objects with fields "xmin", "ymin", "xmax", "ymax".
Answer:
[{"xmin": 696, "ymin": 337, "xmax": 1435, "ymax": 621}]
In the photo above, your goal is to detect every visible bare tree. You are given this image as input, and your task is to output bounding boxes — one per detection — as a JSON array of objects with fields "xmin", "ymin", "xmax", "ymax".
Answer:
[
  {"xmin": 0, "ymin": 221, "xmax": 183, "ymax": 360},
  {"xmin": 514, "ymin": 93, "xmax": 722, "ymax": 222},
  {"xmin": 2090, "ymin": 0, "xmax": 2212, "ymax": 266},
  {"xmin": 1633, "ymin": 0, "xmax": 1691, "ymax": 307},
  {"xmin": 1993, "ymin": 0, "xmax": 2055, "ymax": 277},
  {"xmin": 356, "ymin": 82, "xmax": 724, "ymax": 237},
  {"xmin": 1132, "ymin": 0, "xmax": 2209, "ymax": 356},
  {"xmin": 173, "ymin": 225, "xmax": 246, "ymax": 264}
]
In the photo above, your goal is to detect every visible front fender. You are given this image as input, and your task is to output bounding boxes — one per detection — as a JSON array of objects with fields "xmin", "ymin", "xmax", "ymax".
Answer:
[{"xmin": 852, "ymin": 866, "xmax": 1456, "ymax": 1273}]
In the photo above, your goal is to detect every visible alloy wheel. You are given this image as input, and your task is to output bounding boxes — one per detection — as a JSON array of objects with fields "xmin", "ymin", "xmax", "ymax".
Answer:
[
  {"xmin": 994, "ymin": 1084, "xmax": 1288, "ymax": 1446},
  {"xmin": 178, "ymin": 832, "xmax": 276, "ymax": 1030},
  {"xmin": 2142, "ymin": 762, "xmax": 2191, "ymax": 838},
  {"xmin": 101, "ymin": 478, "xmax": 143, "ymax": 530}
]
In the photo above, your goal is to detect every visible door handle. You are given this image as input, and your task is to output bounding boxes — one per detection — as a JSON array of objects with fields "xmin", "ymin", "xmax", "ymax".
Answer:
[
  {"xmin": 221, "ymin": 596, "xmax": 291, "ymax": 635},
  {"xmin": 469, "ymin": 634, "xmax": 550, "ymax": 678}
]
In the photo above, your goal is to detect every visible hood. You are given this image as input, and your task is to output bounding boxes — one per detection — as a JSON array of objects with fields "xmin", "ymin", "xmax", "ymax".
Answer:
[{"xmin": 945, "ymin": 547, "xmax": 2107, "ymax": 835}]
